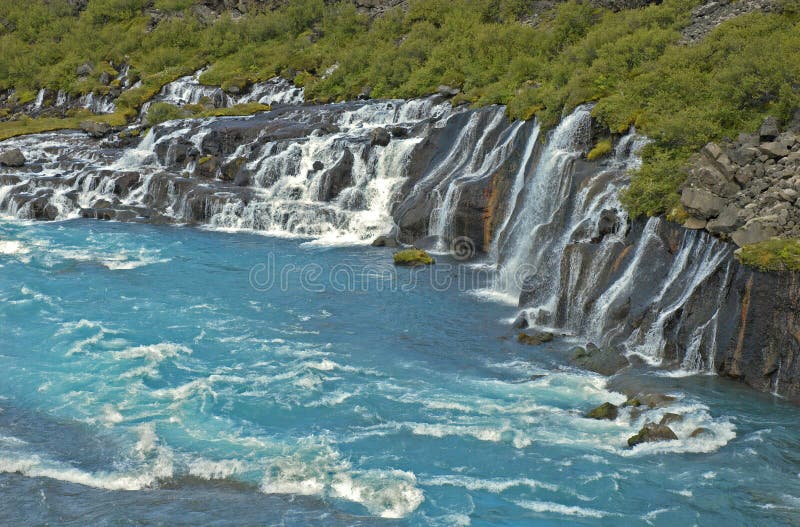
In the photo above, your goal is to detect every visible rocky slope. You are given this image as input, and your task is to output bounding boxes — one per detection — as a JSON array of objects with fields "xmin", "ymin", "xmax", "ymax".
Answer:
[{"xmin": 680, "ymin": 116, "xmax": 800, "ymax": 246}]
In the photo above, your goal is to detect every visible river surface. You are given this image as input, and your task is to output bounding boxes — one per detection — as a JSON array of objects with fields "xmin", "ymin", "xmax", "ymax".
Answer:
[{"xmin": 1, "ymin": 218, "xmax": 799, "ymax": 526}]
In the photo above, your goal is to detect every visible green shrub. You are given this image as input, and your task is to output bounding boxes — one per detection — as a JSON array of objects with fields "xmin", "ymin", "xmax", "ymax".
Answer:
[{"xmin": 145, "ymin": 102, "xmax": 189, "ymax": 125}]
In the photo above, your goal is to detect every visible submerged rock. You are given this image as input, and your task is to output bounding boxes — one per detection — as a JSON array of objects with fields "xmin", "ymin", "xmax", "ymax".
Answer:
[
  {"xmin": 627, "ymin": 422, "xmax": 678, "ymax": 447},
  {"xmin": 371, "ymin": 234, "xmax": 399, "ymax": 248},
  {"xmin": 659, "ymin": 413, "xmax": 683, "ymax": 426},
  {"xmin": 690, "ymin": 427, "xmax": 711, "ymax": 438},
  {"xmin": 393, "ymin": 248, "xmax": 434, "ymax": 266},
  {"xmin": 516, "ymin": 331, "xmax": 554, "ymax": 346},
  {"xmin": 571, "ymin": 343, "xmax": 629, "ymax": 376},
  {"xmin": 0, "ymin": 148, "xmax": 26, "ymax": 167},
  {"xmin": 586, "ymin": 402, "xmax": 618, "ymax": 420}
]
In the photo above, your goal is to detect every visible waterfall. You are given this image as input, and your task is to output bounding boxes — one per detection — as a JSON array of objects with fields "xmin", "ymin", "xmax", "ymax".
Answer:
[
  {"xmin": 493, "ymin": 105, "xmax": 593, "ymax": 299},
  {"xmin": 0, "ymin": 96, "xmax": 744, "ymax": 372},
  {"xmin": 141, "ymin": 70, "xmax": 305, "ymax": 117},
  {"xmin": 426, "ymin": 111, "xmax": 515, "ymax": 250}
]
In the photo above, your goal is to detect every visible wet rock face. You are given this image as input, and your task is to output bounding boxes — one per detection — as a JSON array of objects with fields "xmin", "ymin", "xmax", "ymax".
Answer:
[{"xmin": 681, "ymin": 118, "xmax": 800, "ymax": 246}]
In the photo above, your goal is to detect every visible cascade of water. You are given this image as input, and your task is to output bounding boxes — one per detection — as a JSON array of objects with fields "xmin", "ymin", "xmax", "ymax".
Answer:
[
  {"xmin": 145, "ymin": 71, "xmax": 305, "ymax": 115},
  {"xmin": 489, "ymin": 121, "xmax": 541, "ymax": 262},
  {"xmin": 33, "ymin": 89, "xmax": 46, "ymax": 109},
  {"xmin": 427, "ymin": 111, "xmax": 514, "ymax": 249},
  {"xmin": 493, "ymin": 106, "xmax": 593, "ymax": 298}
]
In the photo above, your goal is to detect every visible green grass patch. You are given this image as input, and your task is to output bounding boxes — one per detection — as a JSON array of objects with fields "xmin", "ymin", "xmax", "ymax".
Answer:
[
  {"xmin": 736, "ymin": 238, "xmax": 800, "ymax": 272},
  {"xmin": 587, "ymin": 139, "xmax": 612, "ymax": 161}
]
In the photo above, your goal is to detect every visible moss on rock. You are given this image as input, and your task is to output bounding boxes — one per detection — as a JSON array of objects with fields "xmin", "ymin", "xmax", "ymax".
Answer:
[{"xmin": 393, "ymin": 248, "xmax": 434, "ymax": 266}]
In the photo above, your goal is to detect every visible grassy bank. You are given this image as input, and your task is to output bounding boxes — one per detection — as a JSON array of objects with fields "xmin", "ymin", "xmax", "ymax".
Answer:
[{"xmin": 1, "ymin": 0, "xmax": 798, "ymax": 215}]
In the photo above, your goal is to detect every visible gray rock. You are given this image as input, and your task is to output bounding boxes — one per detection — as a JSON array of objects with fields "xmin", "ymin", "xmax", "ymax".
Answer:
[
  {"xmin": 437, "ymin": 85, "xmax": 461, "ymax": 97},
  {"xmin": 98, "ymin": 71, "xmax": 111, "ymax": 85},
  {"xmin": 76, "ymin": 61, "xmax": 94, "ymax": 77},
  {"xmin": 759, "ymin": 116, "xmax": 780, "ymax": 141},
  {"xmin": 517, "ymin": 331, "xmax": 554, "ymax": 346},
  {"xmin": 759, "ymin": 142, "xmax": 790, "ymax": 158},
  {"xmin": 0, "ymin": 148, "xmax": 26, "ymax": 167},
  {"xmin": 80, "ymin": 121, "xmax": 112, "ymax": 138},
  {"xmin": 371, "ymin": 235, "xmax": 399, "ymax": 248},
  {"xmin": 728, "ymin": 146, "xmax": 759, "ymax": 167},
  {"xmin": 706, "ymin": 204, "xmax": 743, "ymax": 235},
  {"xmin": 586, "ymin": 402, "xmax": 618, "ymax": 420},
  {"xmin": 627, "ymin": 422, "xmax": 678, "ymax": 447},
  {"xmin": 731, "ymin": 218, "xmax": 779, "ymax": 246},
  {"xmin": 680, "ymin": 188, "xmax": 726, "ymax": 219},
  {"xmin": 571, "ymin": 343, "xmax": 629, "ymax": 376},
  {"xmin": 370, "ymin": 127, "xmax": 391, "ymax": 147},
  {"xmin": 684, "ymin": 217, "xmax": 707, "ymax": 230},
  {"xmin": 779, "ymin": 188, "xmax": 798, "ymax": 202}
]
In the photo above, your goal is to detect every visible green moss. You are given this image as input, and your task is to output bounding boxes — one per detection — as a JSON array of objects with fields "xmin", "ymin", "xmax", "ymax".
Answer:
[
  {"xmin": 736, "ymin": 238, "xmax": 800, "ymax": 272},
  {"xmin": 587, "ymin": 138, "xmax": 612, "ymax": 161},
  {"xmin": 393, "ymin": 248, "xmax": 434, "ymax": 266},
  {"xmin": 586, "ymin": 402, "xmax": 618, "ymax": 420},
  {"xmin": 197, "ymin": 156, "xmax": 212, "ymax": 166}
]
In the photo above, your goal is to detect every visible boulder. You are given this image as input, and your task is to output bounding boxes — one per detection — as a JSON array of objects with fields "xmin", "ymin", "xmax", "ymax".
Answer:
[
  {"xmin": 0, "ymin": 148, "xmax": 26, "ymax": 167},
  {"xmin": 759, "ymin": 116, "xmax": 780, "ymax": 141},
  {"xmin": 689, "ymin": 427, "xmax": 711, "ymax": 438},
  {"xmin": 312, "ymin": 160, "xmax": 324, "ymax": 171},
  {"xmin": 512, "ymin": 313, "xmax": 529, "ymax": 329},
  {"xmin": 437, "ymin": 85, "xmax": 461, "ymax": 97},
  {"xmin": 571, "ymin": 343, "xmax": 629, "ymax": 376},
  {"xmin": 516, "ymin": 331, "xmax": 554, "ymax": 346},
  {"xmin": 318, "ymin": 149, "xmax": 354, "ymax": 201},
  {"xmin": 624, "ymin": 393, "xmax": 676, "ymax": 408},
  {"xmin": 727, "ymin": 146, "xmax": 759, "ymax": 167},
  {"xmin": 390, "ymin": 126, "xmax": 408, "ymax": 138},
  {"xmin": 586, "ymin": 402, "xmax": 618, "ymax": 420},
  {"xmin": 683, "ymin": 217, "xmax": 707, "ymax": 230},
  {"xmin": 98, "ymin": 71, "xmax": 111, "ymax": 85},
  {"xmin": 80, "ymin": 121, "xmax": 112, "ymax": 138},
  {"xmin": 393, "ymin": 248, "xmax": 434, "ymax": 266},
  {"xmin": 371, "ymin": 235, "xmax": 399, "ymax": 248},
  {"xmin": 370, "ymin": 127, "xmax": 391, "ymax": 147},
  {"xmin": 759, "ymin": 142, "xmax": 790, "ymax": 159},
  {"xmin": 731, "ymin": 219, "xmax": 779, "ymax": 247},
  {"xmin": 593, "ymin": 208, "xmax": 620, "ymax": 242},
  {"xmin": 680, "ymin": 188, "xmax": 726, "ymax": 219},
  {"xmin": 76, "ymin": 61, "xmax": 94, "ymax": 77},
  {"xmin": 627, "ymin": 422, "xmax": 678, "ymax": 447},
  {"xmin": 706, "ymin": 204, "xmax": 743, "ymax": 235}
]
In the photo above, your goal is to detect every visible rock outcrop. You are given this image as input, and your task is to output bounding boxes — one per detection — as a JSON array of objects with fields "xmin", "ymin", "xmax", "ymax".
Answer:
[{"xmin": 680, "ymin": 118, "xmax": 800, "ymax": 246}]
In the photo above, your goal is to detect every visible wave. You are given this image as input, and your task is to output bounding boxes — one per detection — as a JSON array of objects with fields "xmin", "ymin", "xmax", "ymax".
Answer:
[{"xmin": 514, "ymin": 499, "xmax": 611, "ymax": 518}]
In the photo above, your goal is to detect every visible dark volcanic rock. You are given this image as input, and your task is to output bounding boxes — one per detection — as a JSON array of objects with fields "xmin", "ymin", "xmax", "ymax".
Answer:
[
  {"xmin": 586, "ymin": 402, "xmax": 618, "ymax": 420},
  {"xmin": 318, "ymin": 150, "xmax": 354, "ymax": 201},
  {"xmin": 517, "ymin": 331, "xmax": 554, "ymax": 346},
  {"xmin": 571, "ymin": 343, "xmax": 629, "ymax": 376},
  {"xmin": 627, "ymin": 422, "xmax": 678, "ymax": 447}
]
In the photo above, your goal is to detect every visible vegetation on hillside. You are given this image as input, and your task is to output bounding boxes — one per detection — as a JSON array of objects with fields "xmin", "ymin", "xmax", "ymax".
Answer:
[
  {"xmin": 737, "ymin": 239, "xmax": 800, "ymax": 272},
  {"xmin": 1, "ymin": 0, "xmax": 798, "ymax": 216}
]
